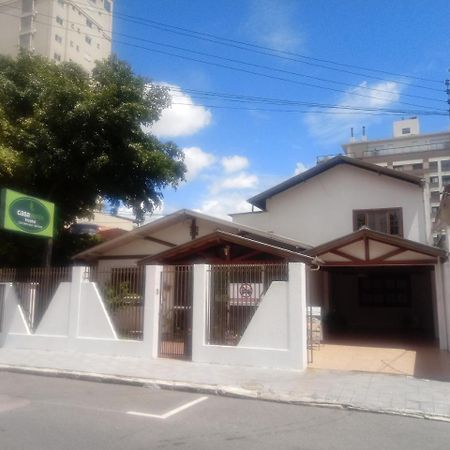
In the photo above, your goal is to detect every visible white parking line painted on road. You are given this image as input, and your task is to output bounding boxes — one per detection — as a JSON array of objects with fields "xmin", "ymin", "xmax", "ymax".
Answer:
[{"xmin": 127, "ymin": 396, "xmax": 208, "ymax": 420}]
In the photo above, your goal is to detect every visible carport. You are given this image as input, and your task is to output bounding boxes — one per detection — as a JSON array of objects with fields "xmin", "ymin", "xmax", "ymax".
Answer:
[{"xmin": 306, "ymin": 228, "xmax": 448, "ymax": 375}]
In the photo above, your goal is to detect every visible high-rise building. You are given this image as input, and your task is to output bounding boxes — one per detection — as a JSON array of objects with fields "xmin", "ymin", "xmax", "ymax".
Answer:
[
  {"xmin": 0, "ymin": 0, "xmax": 113, "ymax": 71},
  {"xmin": 342, "ymin": 118, "xmax": 450, "ymax": 219}
]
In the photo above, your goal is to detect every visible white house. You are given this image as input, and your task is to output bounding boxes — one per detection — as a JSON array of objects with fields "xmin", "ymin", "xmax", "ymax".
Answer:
[
  {"xmin": 73, "ymin": 156, "xmax": 449, "ymax": 352},
  {"xmin": 2, "ymin": 156, "xmax": 449, "ymax": 372}
]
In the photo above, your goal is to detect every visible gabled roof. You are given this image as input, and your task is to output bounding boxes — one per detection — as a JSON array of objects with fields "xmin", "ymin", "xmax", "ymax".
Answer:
[
  {"xmin": 305, "ymin": 227, "xmax": 446, "ymax": 266},
  {"xmin": 247, "ymin": 155, "xmax": 423, "ymax": 210},
  {"xmin": 73, "ymin": 209, "xmax": 310, "ymax": 260},
  {"xmin": 138, "ymin": 230, "xmax": 313, "ymax": 265}
]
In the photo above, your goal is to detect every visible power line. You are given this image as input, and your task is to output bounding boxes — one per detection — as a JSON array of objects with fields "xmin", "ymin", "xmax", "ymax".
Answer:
[
  {"xmin": 73, "ymin": 1, "xmax": 443, "ymax": 86},
  {"xmin": 112, "ymin": 38, "xmax": 449, "ymax": 112},
  {"xmin": 170, "ymin": 102, "xmax": 447, "ymax": 116},
  {"xmin": 112, "ymin": 34, "xmax": 445, "ymax": 104},
  {"xmin": 167, "ymin": 86, "xmax": 446, "ymax": 115},
  {"xmin": 111, "ymin": 15, "xmax": 445, "ymax": 92},
  {"xmin": 1, "ymin": 10, "xmax": 446, "ymax": 114},
  {"xmin": 1, "ymin": 8, "xmax": 445, "ymax": 108}
]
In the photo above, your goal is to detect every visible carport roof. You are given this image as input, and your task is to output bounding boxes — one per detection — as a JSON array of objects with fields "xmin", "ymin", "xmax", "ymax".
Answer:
[{"xmin": 305, "ymin": 227, "xmax": 447, "ymax": 266}]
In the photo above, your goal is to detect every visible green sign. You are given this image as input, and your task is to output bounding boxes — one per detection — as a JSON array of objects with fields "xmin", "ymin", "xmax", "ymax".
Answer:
[{"xmin": 0, "ymin": 189, "xmax": 55, "ymax": 238}]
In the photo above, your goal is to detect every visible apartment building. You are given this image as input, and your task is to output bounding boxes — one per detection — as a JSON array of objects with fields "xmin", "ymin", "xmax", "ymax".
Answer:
[
  {"xmin": 0, "ymin": 0, "xmax": 113, "ymax": 71},
  {"xmin": 342, "ymin": 118, "xmax": 450, "ymax": 219}
]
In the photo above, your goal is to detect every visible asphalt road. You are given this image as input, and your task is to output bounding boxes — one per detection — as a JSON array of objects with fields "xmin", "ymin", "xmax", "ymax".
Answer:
[{"xmin": 0, "ymin": 371, "xmax": 449, "ymax": 450}]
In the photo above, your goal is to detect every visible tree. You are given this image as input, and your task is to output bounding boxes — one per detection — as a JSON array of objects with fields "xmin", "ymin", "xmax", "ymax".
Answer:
[{"xmin": 0, "ymin": 53, "xmax": 186, "ymax": 265}]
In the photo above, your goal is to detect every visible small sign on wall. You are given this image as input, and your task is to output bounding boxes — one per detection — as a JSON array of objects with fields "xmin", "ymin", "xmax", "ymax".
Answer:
[{"xmin": 228, "ymin": 283, "xmax": 263, "ymax": 306}]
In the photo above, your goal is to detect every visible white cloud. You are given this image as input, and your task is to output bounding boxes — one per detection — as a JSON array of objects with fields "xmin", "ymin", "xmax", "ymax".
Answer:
[
  {"xmin": 294, "ymin": 162, "xmax": 309, "ymax": 175},
  {"xmin": 183, "ymin": 146, "xmax": 216, "ymax": 181},
  {"xmin": 148, "ymin": 84, "xmax": 212, "ymax": 138},
  {"xmin": 244, "ymin": 0, "xmax": 303, "ymax": 52},
  {"xmin": 305, "ymin": 81, "xmax": 403, "ymax": 144},
  {"xmin": 211, "ymin": 172, "xmax": 259, "ymax": 194},
  {"xmin": 221, "ymin": 155, "xmax": 249, "ymax": 173},
  {"xmin": 195, "ymin": 193, "xmax": 254, "ymax": 220}
]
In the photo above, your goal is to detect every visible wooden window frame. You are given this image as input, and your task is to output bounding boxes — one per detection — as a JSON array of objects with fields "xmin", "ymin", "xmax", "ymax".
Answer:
[{"xmin": 353, "ymin": 207, "xmax": 403, "ymax": 237}]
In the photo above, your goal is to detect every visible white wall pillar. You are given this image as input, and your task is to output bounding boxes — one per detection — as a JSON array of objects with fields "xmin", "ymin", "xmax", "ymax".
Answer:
[
  {"xmin": 288, "ymin": 262, "xmax": 308, "ymax": 370},
  {"xmin": 434, "ymin": 262, "xmax": 448, "ymax": 350},
  {"xmin": 68, "ymin": 266, "xmax": 86, "ymax": 341},
  {"xmin": 144, "ymin": 265, "xmax": 163, "ymax": 358},
  {"xmin": 192, "ymin": 264, "xmax": 208, "ymax": 361}
]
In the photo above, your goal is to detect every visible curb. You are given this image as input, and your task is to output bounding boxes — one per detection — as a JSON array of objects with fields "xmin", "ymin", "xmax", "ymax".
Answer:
[{"xmin": 1, "ymin": 364, "xmax": 450, "ymax": 423}]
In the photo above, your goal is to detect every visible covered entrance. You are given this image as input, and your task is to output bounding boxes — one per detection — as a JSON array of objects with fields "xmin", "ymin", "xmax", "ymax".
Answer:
[
  {"xmin": 139, "ymin": 230, "xmax": 310, "ymax": 361},
  {"xmin": 306, "ymin": 228, "xmax": 448, "ymax": 378}
]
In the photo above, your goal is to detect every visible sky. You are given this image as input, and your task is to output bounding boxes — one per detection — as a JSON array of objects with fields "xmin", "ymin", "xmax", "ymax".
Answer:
[{"xmin": 110, "ymin": 0, "xmax": 450, "ymax": 220}]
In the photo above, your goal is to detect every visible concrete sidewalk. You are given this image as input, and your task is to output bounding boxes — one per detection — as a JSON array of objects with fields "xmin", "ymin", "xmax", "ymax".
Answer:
[{"xmin": 1, "ymin": 348, "xmax": 450, "ymax": 422}]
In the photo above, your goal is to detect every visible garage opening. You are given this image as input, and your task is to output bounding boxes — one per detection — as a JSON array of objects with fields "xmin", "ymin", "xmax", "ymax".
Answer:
[
  {"xmin": 326, "ymin": 266, "xmax": 435, "ymax": 342},
  {"xmin": 307, "ymin": 266, "xmax": 450, "ymax": 380}
]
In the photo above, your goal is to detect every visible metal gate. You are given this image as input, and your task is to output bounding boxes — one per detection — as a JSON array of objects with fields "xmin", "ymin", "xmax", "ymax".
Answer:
[
  {"xmin": 158, "ymin": 265, "xmax": 193, "ymax": 359},
  {"xmin": 307, "ymin": 305, "xmax": 322, "ymax": 364}
]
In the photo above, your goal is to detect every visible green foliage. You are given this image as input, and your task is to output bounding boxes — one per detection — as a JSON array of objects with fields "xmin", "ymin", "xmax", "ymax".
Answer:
[
  {"xmin": 0, "ymin": 52, "xmax": 186, "ymax": 265},
  {"xmin": 0, "ymin": 228, "xmax": 102, "ymax": 267},
  {"xmin": 0, "ymin": 52, "xmax": 185, "ymax": 225},
  {"xmin": 104, "ymin": 281, "xmax": 141, "ymax": 311}
]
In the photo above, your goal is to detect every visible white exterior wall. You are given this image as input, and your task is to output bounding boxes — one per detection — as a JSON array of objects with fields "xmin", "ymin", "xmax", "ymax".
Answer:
[
  {"xmin": 97, "ymin": 218, "xmax": 232, "ymax": 258},
  {"xmin": 234, "ymin": 164, "xmax": 428, "ymax": 246},
  {"xmin": 192, "ymin": 264, "xmax": 308, "ymax": 370}
]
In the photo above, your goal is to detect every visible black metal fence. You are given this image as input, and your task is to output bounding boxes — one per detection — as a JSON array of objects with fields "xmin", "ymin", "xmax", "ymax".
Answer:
[
  {"xmin": 87, "ymin": 266, "xmax": 145, "ymax": 340},
  {"xmin": 0, "ymin": 267, "xmax": 71, "ymax": 331},
  {"xmin": 206, "ymin": 264, "xmax": 289, "ymax": 346},
  {"xmin": 159, "ymin": 265, "xmax": 193, "ymax": 359}
]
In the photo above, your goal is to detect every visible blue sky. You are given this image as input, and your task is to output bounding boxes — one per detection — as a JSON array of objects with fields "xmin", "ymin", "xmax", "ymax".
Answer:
[{"xmin": 111, "ymin": 0, "xmax": 450, "ymax": 219}]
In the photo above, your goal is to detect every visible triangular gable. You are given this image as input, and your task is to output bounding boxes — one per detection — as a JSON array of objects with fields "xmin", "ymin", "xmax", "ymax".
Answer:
[
  {"xmin": 248, "ymin": 155, "xmax": 423, "ymax": 210},
  {"xmin": 306, "ymin": 228, "xmax": 446, "ymax": 266},
  {"xmin": 138, "ymin": 231, "xmax": 312, "ymax": 265}
]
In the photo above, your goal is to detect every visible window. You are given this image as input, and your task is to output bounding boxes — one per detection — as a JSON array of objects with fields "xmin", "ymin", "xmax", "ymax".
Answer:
[
  {"xmin": 104, "ymin": 0, "xmax": 112, "ymax": 12},
  {"xmin": 429, "ymin": 161, "xmax": 438, "ymax": 171},
  {"xmin": 430, "ymin": 191, "xmax": 441, "ymax": 203},
  {"xmin": 85, "ymin": 36, "xmax": 92, "ymax": 45},
  {"xmin": 441, "ymin": 160, "xmax": 450, "ymax": 172},
  {"xmin": 57, "ymin": 0, "xmax": 65, "ymax": 6},
  {"xmin": 430, "ymin": 176, "xmax": 439, "ymax": 186},
  {"xmin": 401, "ymin": 127, "xmax": 411, "ymax": 135},
  {"xmin": 53, "ymin": 53, "xmax": 61, "ymax": 61},
  {"xmin": 432, "ymin": 206, "xmax": 439, "ymax": 216},
  {"xmin": 55, "ymin": 34, "xmax": 62, "ymax": 43},
  {"xmin": 412, "ymin": 163, "xmax": 423, "ymax": 170},
  {"xmin": 56, "ymin": 16, "xmax": 63, "ymax": 25},
  {"xmin": 353, "ymin": 208, "xmax": 403, "ymax": 236},
  {"xmin": 442, "ymin": 176, "xmax": 450, "ymax": 187},
  {"xmin": 393, "ymin": 165, "xmax": 404, "ymax": 171},
  {"xmin": 86, "ymin": 19, "xmax": 93, "ymax": 28}
]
